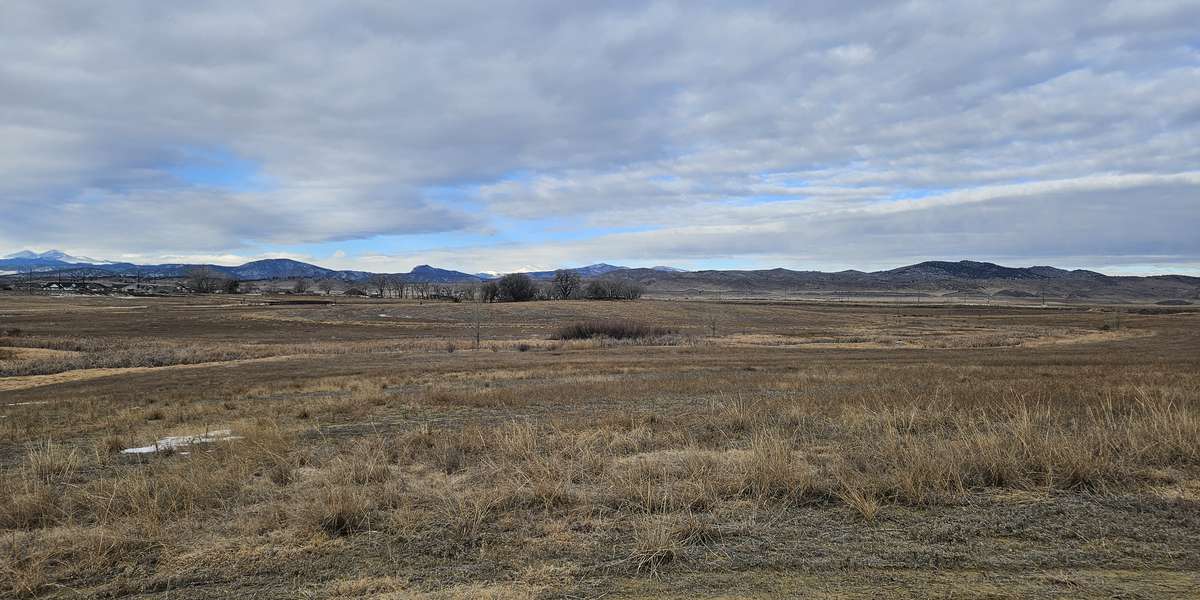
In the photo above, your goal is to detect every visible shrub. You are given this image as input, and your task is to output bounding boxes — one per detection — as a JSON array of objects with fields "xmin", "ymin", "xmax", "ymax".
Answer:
[
  {"xmin": 301, "ymin": 485, "xmax": 375, "ymax": 536},
  {"xmin": 497, "ymin": 273, "xmax": 537, "ymax": 302},
  {"xmin": 23, "ymin": 442, "xmax": 81, "ymax": 484},
  {"xmin": 585, "ymin": 278, "xmax": 645, "ymax": 300},
  {"xmin": 553, "ymin": 319, "xmax": 677, "ymax": 341},
  {"xmin": 479, "ymin": 281, "xmax": 500, "ymax": 303}
]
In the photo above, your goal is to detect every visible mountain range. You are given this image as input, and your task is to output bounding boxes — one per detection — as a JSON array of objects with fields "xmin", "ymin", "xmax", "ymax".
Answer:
[
  {"xmin": 2, "ymin": 251, "xmax": 1198, "ymax": 301},
  {"xmin": 0, "ymin": 251, "xmax": 680, "ymax": 284}
]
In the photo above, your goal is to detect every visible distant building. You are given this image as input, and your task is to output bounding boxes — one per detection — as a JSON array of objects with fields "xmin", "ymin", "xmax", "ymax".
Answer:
[
  {"xmin": 121, "ymin": 282, "xmax": 186, "ymax": 296},
  {"xmin": 41, "ymin": 281, "xmax": 110, "ymax": 294}
]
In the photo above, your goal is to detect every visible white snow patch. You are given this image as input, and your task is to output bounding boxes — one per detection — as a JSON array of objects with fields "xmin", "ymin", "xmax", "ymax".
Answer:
[
  {"xmin": 121, "ymin": 429, "xmax": 241, "ymax": 454},
  {"xmin": 4, "ymin": 401, "xmax": 49, "ymax": 407}
]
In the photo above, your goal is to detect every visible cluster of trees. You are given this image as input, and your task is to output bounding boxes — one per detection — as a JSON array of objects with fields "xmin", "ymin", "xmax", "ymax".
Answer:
[
  {"xmin": 582, "ymin": 278, "xmax": 644, "ymax": 300},
  {"xmin": 366, "ymin": 274, "xmax": 466, "ymax": 300},
  {"xmin": 476, "ymin": 270, "xmax": 643, "ymax": 302},
  {"xmin": 181, "ymin": 267, "xmax": 644, "ymax": 302},
  {"xmin": 185, "ymin": 267, "xmax": 239, "ymax": 294}
]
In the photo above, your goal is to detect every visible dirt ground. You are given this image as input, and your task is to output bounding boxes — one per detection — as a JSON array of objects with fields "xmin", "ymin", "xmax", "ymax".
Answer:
[{"xmin": 1, "ymin": 295, "xmax": 1198, "ymax": 598}]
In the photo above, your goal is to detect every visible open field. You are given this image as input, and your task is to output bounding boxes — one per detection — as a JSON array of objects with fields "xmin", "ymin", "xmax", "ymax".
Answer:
[{"xmin": 2, "ymin": 295, "xmax": 1199, "ymax": 598}]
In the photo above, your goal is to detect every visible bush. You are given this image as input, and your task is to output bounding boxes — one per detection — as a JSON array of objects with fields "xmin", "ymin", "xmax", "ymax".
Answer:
[
  {"xmin": 585, "ymin": 278, "xmax": 644, "ymax": 300},
  {"xmin": 553, "ymin": 319, "xmax": 676, "ymax": 340},
  {"xmin": 479, "ymin": 281, "xmax": 500, "ymax": 303},
  {"xmin": 497, "ymin": 273, "xmax": 537, "ymax": 302}
]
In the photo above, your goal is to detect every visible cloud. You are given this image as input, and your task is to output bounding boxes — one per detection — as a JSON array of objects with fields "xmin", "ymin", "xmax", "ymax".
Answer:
[
  {"xmin": 350, "ymin": 174, "xmax": 1200, "ymax": 274},
  {"xmin": 0, "ymin": 1, "xmax": 1197, "ymax": 271}
]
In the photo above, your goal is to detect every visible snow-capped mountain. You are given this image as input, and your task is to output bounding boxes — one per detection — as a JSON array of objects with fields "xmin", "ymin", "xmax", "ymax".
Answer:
[{"xmin": 3, "ymin": 249, "xmax": 110, "ymax": 264}]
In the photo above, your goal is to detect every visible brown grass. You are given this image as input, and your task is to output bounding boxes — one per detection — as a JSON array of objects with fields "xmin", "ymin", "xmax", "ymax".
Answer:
[
  {"xmin": 1, "ymin": 296, "xmax": 1199, "ymax": 597},
  {"xmin": 553, "ymin": 319, "xmax": 678, "ymax": 341}
]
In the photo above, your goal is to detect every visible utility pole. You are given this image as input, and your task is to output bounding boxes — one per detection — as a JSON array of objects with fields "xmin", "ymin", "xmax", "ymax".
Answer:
[{"xmin": 471, "ymin": 292, "xmax": 483, "ymax": 349}]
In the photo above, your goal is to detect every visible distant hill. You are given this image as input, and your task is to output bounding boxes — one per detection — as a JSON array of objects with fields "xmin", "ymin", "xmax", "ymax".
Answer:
[
  {"xmin": 601, "ymin": 260, "xmax": 1200, "ymax": 302},
  {"xmin": 519, "ymin": 263, "xmax": 688, "ymax": 280},
  {"xmin": 0, "ymin": 251, "xmax": 475, "ymax": 282},
  {"xmin": 0, "ymin": 249, "xmax": 112, "ymax": 271},
  {"xmin": 407, "ymin": 265, "xmax": 481, "ymax": 283},
  {"xmin": 522, "ymin": 263, "xmax": 629, "ymax": 280},
  {"xmin": 2, "ymin": 252, "xmax": 1197, "ymax": 301}
]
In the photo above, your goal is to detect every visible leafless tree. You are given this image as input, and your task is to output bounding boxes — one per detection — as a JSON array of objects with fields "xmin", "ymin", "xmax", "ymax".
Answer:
[
  {"xmin": 317, "ymin": 279, "xmax": 336, "ymax": 295},
  {"xmin": 414, "ymin": 280, "xmax": 431, "ymax": 300},
  {"xmin": 367, "ymin": 274, "xmax": 389, "ymax": 298},
  {"xmin": 584, "ymin": 278, "xmax": 644, "ymax": 300},
  {"xmin": 185, "ymin": 267, "xmax": 223, "ymax": 294},
  {"xmin": 293, "ymin": 278, "xmax": 311, "ymax": 294},
  {"xmin": 480, "ymin": 281, "xmax": 499, "ymax": 303},
  {"xmin": 385, "ymin": 275, "xmax": 405, "ymax": 299},
  {"xmin": 551, "ymin": 269, "xmax": 581, "ymax": 300}
]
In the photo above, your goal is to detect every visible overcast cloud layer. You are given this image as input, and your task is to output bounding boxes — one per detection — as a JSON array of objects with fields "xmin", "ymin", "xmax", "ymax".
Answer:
[{"xmin": 2, "ymin": 1, "xmax": 1198, "ymax": 273}]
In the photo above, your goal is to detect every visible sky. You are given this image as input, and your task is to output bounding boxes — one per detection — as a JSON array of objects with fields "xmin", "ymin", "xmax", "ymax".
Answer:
[{"xmin": 1, "ymin": 1, "xmax": 1198, "ymax": 275}]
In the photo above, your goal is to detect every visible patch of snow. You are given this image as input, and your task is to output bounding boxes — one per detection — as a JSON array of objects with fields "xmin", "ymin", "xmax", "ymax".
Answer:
[
  {"xmin": 121, "ymin": 429, "xmax": 241, "ymax": 454},
  {"xmin": 4, "ymin": 401, "xmax": 49, "ymax": 407},
  {"xmin": 378, "ymin": 314, "xmax": 390, "ymax": 317}
]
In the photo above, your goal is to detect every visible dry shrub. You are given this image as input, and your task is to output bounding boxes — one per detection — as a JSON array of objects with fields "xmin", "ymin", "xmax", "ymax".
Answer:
[
  {"xmin": 328, "ymin": 438, "xmax": 394, "ymax": 485},
  {"xmin": 738, "ymin": 431, "xmax": 821, "ymax": 502},
  {"xmin": 0, "ymin": 480, "xmax": 61, "ymax": 529},
  {"xmin": 421, "ymin": 387, "xmax": 521, "ymax": 408},
  {"xmin": 1, "ymin": 526, "xmax": 154, "ymax": 598},
  {"xmin": 78, "ymin": 456, "xmax": 245, "ymax": 525},
  {"xmin": 831, "ymin": 394, "xmax": 1200, "ymax": 505},
  {"xmin": 298, "ymin": 484, "xmax": 376, "ymax": 536},
  {"xmin": 607, "ymin": 450, "xmax": 732, "ymax": 513},
  {"xmin": 22, "ymin": 442, "xmax": 81, "ymax": 484},
  {"xmin": 835, "ymin": 472, "xmax": 882, "ymax": 522},
  {"xmin": 421, "ymin": 489, "xmax": 502, "ymax": 557},
  {"xmin": 504, "ymin": 460, "xmax": 576, "ymax": 510},
  {"xmin": 714, "ymin": 396, "xmax": 767, "ymax": 434},
  {"xmin": 624, "ymin": 514, "xmax": 714, "ymax": 575},
  {"xmin": 553, "ymin": 319, "xmax": 677, "ymax": 341},
  {"xmin": 100, "ymin": 434, "xmax": 128, "ymax": 455}
]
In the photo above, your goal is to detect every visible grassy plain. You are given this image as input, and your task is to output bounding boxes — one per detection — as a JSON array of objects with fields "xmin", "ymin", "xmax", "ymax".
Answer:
[{"xmin": 1, "ymin": 295, "xmax": 1199, "ymax": 598}]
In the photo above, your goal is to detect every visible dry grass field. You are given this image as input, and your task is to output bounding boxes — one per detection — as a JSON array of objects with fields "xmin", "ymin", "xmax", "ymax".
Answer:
[{"xmin": 2, "ymin": 295, "xmax": 1199, "ymax": 598}]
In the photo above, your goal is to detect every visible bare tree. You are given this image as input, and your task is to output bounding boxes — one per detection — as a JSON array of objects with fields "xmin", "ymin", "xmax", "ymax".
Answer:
[
  {"xmin": 551, "ymin": 269, "xmax": 581, "ymax": 300},
  {"xmin": 293, "ymin": 278, "xmax": 311, "ymax": 294},
  {"xmin": 414, "ymin": 280, "xmax": 431, "ymax": 300},
  {"xmin": 367, "ymin": 274, "xmax": 389, "ymax": 298},
  {"xmin": 385, "ymin": 275, "xmax": 405, "ymax": 299},
  {"xmin": 584, "ymin": 278, "xmax": 644, "ymax": 300},
  {"xmin": 480, "ymin": 281, "xmax": 499, "ymax": 303},
  {"xmin": 185, "ymin": 267, "xmax": 223, "ymax": 294},
  {"xmin": 317, "ymin": 279, "xmax": 336, "ymax": 295}
]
